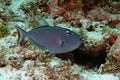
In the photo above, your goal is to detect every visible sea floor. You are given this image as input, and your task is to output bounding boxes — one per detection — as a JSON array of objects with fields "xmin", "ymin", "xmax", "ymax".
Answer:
[{"xmin": 0, "ymin": 0, "xmax": 120, "ymax": 80}]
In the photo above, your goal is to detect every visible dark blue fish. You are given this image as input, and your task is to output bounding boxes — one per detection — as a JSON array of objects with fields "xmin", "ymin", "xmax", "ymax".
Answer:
[{"xmin": 15, "ymin": 26, "xmax": 82, "ymax": 54}]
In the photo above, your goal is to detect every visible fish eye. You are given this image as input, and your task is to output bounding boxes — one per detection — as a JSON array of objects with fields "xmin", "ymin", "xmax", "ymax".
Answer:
[{"xmin": 65, "ymin": 30, "xmax": 71, "ymax": 36}]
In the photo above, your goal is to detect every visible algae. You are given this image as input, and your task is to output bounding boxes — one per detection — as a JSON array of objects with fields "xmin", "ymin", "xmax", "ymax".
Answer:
[{"xmin": 0, "ymin": 24, "xmax": 8, "ymax": 37}]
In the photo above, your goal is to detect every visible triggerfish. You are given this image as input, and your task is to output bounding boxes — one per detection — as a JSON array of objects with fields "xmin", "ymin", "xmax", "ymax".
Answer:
[{"xmin": 15, "ymin": 26, "xmax": 82, "ymax": 54}]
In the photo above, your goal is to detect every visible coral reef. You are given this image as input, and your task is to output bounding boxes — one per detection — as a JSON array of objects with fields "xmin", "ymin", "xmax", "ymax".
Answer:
[
  {"xmin": 0, "ymin": 35, "xmax": 17, "ymax": 48},
  {"xmin": 0, "ymin": 45, "xmax": 82, "ymax": 80},
  {"xmin": 48, "ymin": 0, "xmax": 66, "ymax": 18},
  {"xmin": 5, "ymin": 53, "xmax": 24, "ymax": 69},
  {"xmin": 109, "ymin": 35, "xmax": 120, "ymax": 61},
  {"xmin": 0, "ymin": 53, "xmax": 7, "ymax": 67},
  {"xmin": 0, "ymin": 0, "xmax": 120, "ymax": 80}
]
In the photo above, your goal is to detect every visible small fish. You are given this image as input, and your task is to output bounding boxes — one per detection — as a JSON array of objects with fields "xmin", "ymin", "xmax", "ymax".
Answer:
[{"xmin": 15, "ymin": 26, "xmax": 82, "ymax": 54}]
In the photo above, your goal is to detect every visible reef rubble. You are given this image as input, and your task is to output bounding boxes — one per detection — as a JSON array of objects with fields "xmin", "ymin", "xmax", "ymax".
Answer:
[{"xmin": 0, "ymin": 0, "xmax": 120, "ymax": 80}]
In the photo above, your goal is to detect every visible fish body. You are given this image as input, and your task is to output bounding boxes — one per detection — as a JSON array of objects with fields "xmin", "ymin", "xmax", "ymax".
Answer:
[{"xmin": 15, "ymin": 26, "xmax": 82, "ymax": 54}]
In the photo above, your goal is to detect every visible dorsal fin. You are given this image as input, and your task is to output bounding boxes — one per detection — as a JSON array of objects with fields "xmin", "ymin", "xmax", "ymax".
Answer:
[
  {"xmin": 38, "ymin": 25, "xmax": 50, "ymax": 28},
  {"xmin": 31, "ymin": 26, "xmax": 51, "ymax": 31}
]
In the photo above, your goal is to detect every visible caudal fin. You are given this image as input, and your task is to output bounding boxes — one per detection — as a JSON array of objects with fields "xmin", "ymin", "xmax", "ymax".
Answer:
[{"xmin": 15, "ymin": 26, "xmax": 27, "ymax": 45}]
